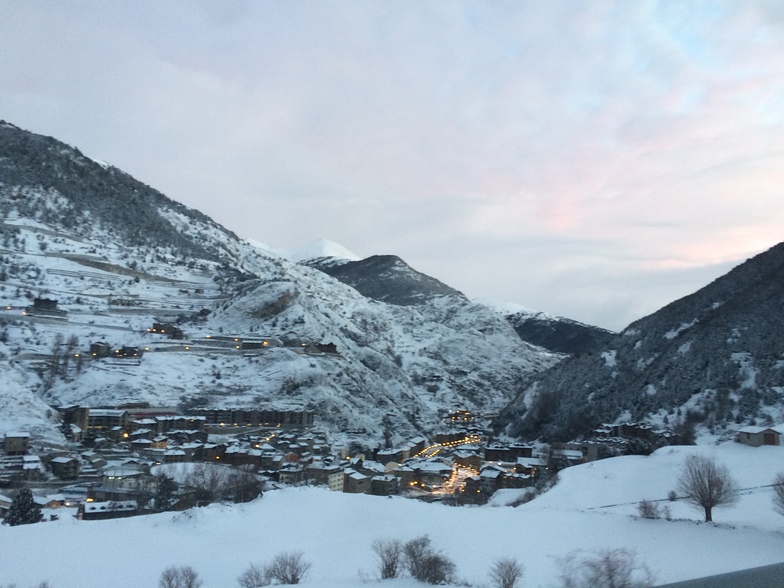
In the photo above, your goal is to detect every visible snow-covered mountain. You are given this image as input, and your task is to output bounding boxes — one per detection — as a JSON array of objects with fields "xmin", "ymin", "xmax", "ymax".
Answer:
[
  {"xmin": 499, "ymin": 240, "xmax": 784, "ymax": 443},
  {"xmin": 303, "ymin": 254, "xmax": 466, "ymax": 306},
  {"xmin": 0, "ymin": 121, "xmax": 559, "ymax": 445},
  {"xmin": 477, "ymin": 300, "xmax": 615, "ymax": 356}
]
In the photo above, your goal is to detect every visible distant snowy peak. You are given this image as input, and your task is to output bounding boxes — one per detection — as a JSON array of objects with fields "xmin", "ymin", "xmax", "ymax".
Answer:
[
  {"xmin": 290, "ymin": 239, "xmax": 361, "ymax": 264},
  {"xmin": 475, "ymin": 298, "xmax": 555, "ymax": 320}
]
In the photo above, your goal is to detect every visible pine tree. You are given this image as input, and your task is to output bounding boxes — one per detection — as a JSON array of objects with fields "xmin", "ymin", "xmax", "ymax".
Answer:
[
  {"xmin": 4, "ymin": 488, "xmax": 42, "ymax": 526},
  {"xmin": 153, "ymin": 474, "xmax": 178, "ymax": 511}
]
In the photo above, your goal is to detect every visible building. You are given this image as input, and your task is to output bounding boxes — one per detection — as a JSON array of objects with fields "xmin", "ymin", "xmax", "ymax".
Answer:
[
  {"xmin": 343, "ymin": 469, "xmax": 371, "ymax": 494},
  {"xmin": 187, "ymin": 408, "xmax": 314, "ymax": 429},
  {"xmin": 737, "ymin": 426, "xmax": 781, "ymax": 447},
  {"xmin": 89, "ymin": 341, "xmax": 112, "ymax": 359},
  {"xmin": 370, "ymin": 474, "xmax": 398, "ymax": 496},
  {"xmin": 3, "ymin": 432, "xmax": 29, "ymax": 456},
  {"xmin": 80, "ymin": 500, "xmax": 138, "ymax": 521},
  {"xmin": 87, "ymin": 409, "xmax": 130, "ymax": 433},
  {"xmin": 150, "ymin": 323, "xmax": 184, "ymax": 340},
  {"xmin": 50, "ymin": 456, "xmax": 79, "ymax": 480}
]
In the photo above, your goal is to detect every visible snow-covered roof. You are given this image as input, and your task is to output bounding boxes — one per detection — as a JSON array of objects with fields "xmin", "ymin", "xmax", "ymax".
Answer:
[
  {"xmin": 738, "ymin": 426, "xmax": 778, "ymax": 434},
  {"xmin": 89, "ymin": 409, "xmax": 127, "ymax": 417},
  {"xmin": 51, "ymin": 456, "xmax": 77, "ymax": 464}
]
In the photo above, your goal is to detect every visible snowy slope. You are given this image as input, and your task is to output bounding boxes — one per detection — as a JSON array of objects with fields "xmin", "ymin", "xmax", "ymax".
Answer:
[{"xmin": 1, "ymin": 442, "xmax": 783, "ymax": 587}]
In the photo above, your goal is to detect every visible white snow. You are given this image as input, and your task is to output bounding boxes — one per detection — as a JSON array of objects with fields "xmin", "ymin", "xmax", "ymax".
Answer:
[
  {"xmin": 288, "ymin": 239, "xmax": 362, "ymax": 263},
  {"xmin": 664, "ymin": 319, "xmax": 698, "ymax": 340},
  {"xmin": 474, "ymin": 298, "xmax": 559, "ymax": 321},
  {"xmin": 2, "ymin": 442, "xmax": 783, "ymax": 587}
]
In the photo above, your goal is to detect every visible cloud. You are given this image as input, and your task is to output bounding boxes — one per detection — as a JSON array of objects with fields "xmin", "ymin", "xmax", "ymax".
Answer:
[{"xmin": 0, "ymin": 1, "xmax": 782, "ymax": 330}]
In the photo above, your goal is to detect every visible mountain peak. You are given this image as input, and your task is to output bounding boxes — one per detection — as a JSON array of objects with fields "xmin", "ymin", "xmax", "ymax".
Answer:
[
  {"xmin": 289, "ymin": 239, "xmax": 361, "ymax": 263},
  {"xmin": 306, "ymin": 254, "xmax": 467, "ymax": 306}
]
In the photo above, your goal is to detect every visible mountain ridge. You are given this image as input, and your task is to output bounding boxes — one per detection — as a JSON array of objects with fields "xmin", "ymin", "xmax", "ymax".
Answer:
[{"xmin": 499, "ymin": 241, "xmax": 784, "ymax": 442}]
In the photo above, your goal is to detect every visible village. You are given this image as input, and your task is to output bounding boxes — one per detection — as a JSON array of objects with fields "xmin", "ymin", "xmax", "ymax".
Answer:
[{"xmin": 4, "ymin": 391, "xmax": 778, "ymax": 526}]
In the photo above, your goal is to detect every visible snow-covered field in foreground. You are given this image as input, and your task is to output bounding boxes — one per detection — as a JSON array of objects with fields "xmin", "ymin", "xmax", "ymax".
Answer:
[{"xmin": 2, "ymin": 443, "xmax": 784, "ymax": 587}]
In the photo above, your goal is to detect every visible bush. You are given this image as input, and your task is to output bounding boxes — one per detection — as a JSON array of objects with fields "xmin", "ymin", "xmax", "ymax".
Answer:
[
  {"xmin": 557, "ymin": 548, "xmax": 654, "ymax": 588},
  {"xmin": 237, "ymin": 563, "xmax": 269, "ymax": 588},
  {"xmin": 773, "ymin": 472, "xmax": 784, "ymax": 516},
  {"xmin": 636, "ymin": 499, "xmax": 660, "ymax": 519},
  {"xmin": 264, "ymin": 551, "xmax": 311, "ymax": 585},
  {"xmin": 158, "ymin": 566, "xmax": 203, "ymax": 588},
  {"xmin": 489, "ymin": 557, "xmax": 524, "ymax": 588},
  {"xmin": 402, "ymin": 535, "xmax": 456, "ymax": 585},
  {"xmin": 371, "ymin": 538, "xmax": 403, "ymax": 579}
]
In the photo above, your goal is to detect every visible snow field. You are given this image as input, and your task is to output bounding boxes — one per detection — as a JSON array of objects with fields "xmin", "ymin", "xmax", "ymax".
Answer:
[{"xmin": 2, "ymin": 442, "xmax": 783, "ymax": 587}]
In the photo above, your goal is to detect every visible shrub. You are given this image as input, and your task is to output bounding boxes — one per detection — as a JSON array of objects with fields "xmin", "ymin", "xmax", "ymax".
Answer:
[
  {"xmin": 636, "ymin": 499, "xmax": 660, "ymax": 519},
  {"xmin": 402, "ymin": 535, "xmax": 456, "ymax": 585},
  {"xmin": 264, "ymin": 551, "xmax": 311, "ymax": 585},
  {"xmin": 489, "ymin": 557, "xmax": 524, "ymax": 588},
  {"xmin": 371, "ymin": 538, "xmax": 403, "ymax": 579},
  {"xmin": 158, "ymin": 566, "xmax": 203, "ymax": 588},
  {"xmin": 557, "ymin": 548, "xmax": 654, "ymax": 588},
  {"xmin": 237, "ymin": 563, "xmax": 269, "ymax": 588},
  {"xmin": 772, "ymin": 472, "xmax": 784, "ymax": 516}
]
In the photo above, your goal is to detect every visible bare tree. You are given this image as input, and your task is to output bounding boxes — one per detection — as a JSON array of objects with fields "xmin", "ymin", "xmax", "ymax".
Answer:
[
  {"xmin": 237, "ymin": 563, "xmax": 269, "ymax": 588},
  {"xmin": 264, "ymin": 551, "xmax": 312, "ymax": 585},
  {"xmin": 158, "ymin": 566, "xmax": 203, "ymax": 588},
  {"xmin": 489, "ymin": 557, "xmax": 524, "ymax": 588},
  {"xmin": 675, "ymin": 455, "xmax": 738, "ymax": 522},
  {"xmin": 186, "ymin": 463, "xmax": 230, "ymax": 506},
  {"xmin": 558, "ymin": 548, "xmax": 654, "ymax": 588},
  {"xmin": 772, "ymin": 472, "xmax": 784, "ymax": 516},
  {"xmin": 227, "ymin": 464, "xmax": 263, "ymax": 503},
  {"xmin": 371, "ymin": 538, "xmax": 403, "ymax": 579}
]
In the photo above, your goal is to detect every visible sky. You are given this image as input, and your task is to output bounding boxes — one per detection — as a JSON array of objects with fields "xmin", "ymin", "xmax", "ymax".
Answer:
[{"xmin": 1, "ymin": 1, "xmax": 783, "ymax": 331}]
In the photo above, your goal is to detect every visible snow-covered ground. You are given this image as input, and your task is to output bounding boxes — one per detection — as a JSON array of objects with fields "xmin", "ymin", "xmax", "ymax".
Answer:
[{"xmin": 2, "ymin": 442, "xmax": 783, "ymax": 587}]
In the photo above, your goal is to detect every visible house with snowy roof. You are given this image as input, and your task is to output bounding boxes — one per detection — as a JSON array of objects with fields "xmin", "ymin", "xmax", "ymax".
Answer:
[
  {"xmin": 343, "ymin": 468, "xmax": 371, "ymax": 494},
  {"xmin": 737, "ymin": 425, "xmax": 781, "ymax": 447},
  {"xmin": 50, "ymin": 456, "xmax": 79, "ymax": 480},
  {"xmin": 3, "ymin": 432, "xmax": 29, "ymax": 456}
]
